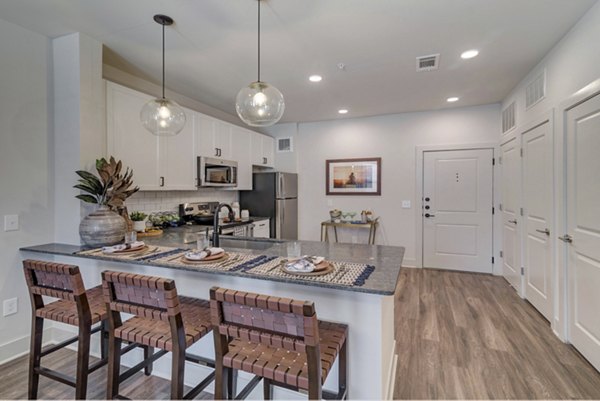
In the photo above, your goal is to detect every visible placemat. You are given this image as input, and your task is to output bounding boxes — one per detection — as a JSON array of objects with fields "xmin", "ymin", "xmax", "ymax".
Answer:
[
  {"xmin": 76, "ymin": 246, "xmax": 182, "ymax": 261},
  {"xmin": 243, "ymin": 257, "xmax": 375, "ymax": 287},
  {"xmin": 151, "ymin": 251, "xmax": 279, "ymax": 272}
]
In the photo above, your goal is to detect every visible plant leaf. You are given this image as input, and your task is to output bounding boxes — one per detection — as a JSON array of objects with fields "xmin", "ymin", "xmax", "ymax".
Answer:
[
  {"xmin": 75, "ymin": 194, "xmax": 98, "ymax": 204},
  {"xmin": 73, "ymin": 183, "xmax": 99, "ymax": 195}
]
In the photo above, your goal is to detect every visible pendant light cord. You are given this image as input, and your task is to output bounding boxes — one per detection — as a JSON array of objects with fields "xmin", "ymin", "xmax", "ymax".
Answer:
[
  {"xmin": 257, "ymin": 0, "xmax": 261, "ymax": 82},
  {"xmin": 162, "ymin": 21, "xmax": 166, "ymax": 99}
]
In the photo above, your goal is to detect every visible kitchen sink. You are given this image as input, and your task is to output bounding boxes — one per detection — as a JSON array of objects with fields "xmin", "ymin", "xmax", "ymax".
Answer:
[{"xmin": 218, "ymin": 237, "xmax": 283, "ymax": 251}]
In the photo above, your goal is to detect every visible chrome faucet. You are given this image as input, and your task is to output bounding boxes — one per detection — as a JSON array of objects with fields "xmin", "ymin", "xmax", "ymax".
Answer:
[{"xmin": 212, "ymin": 203, "xmax": 235, "ymax": 247}]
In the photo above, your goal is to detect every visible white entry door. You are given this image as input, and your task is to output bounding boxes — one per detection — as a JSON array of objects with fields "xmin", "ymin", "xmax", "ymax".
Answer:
[
  {"xmin": 565, "ymin": 93, "xmax": 600, "ymax": 372},
  {"xmin": 422, "ymin": 149, "xmax": 493, "ymax": 273},
  {"xmin": 522, "ymin": 120, "xmax": 553, "ymax": 320},
  {"xmin": 501, "ymin": 136, "xmax": 522, "ymax": 291}
]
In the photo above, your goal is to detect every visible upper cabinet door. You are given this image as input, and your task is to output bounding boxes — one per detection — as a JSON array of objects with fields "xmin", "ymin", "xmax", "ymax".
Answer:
[
  {"xmin": 106, "ymin": 81, "xmax": 162, "ymax": 190},
  {"xmin": 262, "ymin": 135, "xmax": 275, "ymax": 168},
  {"xmin": 229, "ymin": 126, "xmax": 252, "ymax": 191},
  {"xmin": 251, "ymin": 131, "xmax": 264, "ymax": 165},
  {"xmin": 195, "ymin": 113, "xmax": 218, "ymax": 158},
  {"xmin": 215, "ymin": 121, "xmax": 232, "ymax": 159},
  {"xmin": 161, "ymin": 107, "xmax": 196, "ymax": 190}
]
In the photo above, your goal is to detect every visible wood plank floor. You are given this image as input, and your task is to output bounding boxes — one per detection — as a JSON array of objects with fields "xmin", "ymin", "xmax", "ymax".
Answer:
[
  {"xmin": 393, "ymin": 268, "xmax": 600, "ymax": 399},
  {"xmin": 1, "ymin": 268, "xmax": 600, "ymax": 399}
]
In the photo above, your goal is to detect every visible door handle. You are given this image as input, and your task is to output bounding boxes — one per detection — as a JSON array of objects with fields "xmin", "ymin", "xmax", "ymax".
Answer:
[
  {"xmin": 424, "ymin": 213, "xmax": 435, "ymax": 218},
  {"xmin": 508, "ymin": 219, "xmax": 517, "ymax": 225},
  {"xmin": 558, "ymin": 234, "xmax": 573, "ymax": 244},
  {"xmin": 536, "ymin": 228, "xmax": 550, "ymax": 236}
]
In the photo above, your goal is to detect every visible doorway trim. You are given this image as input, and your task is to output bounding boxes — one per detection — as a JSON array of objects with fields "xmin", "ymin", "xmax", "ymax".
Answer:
[
  {"xmin": 555, "ymin": 77, "xmax": 600, "ymax": 342},
  {"xmin": 415, "ymin": 143, "xmax": 499, "ymax": 273}
]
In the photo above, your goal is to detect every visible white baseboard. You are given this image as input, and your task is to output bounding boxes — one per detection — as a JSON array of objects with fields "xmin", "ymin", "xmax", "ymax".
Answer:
[
  {"xmin": 402, "ymin": 258, "xmax": 417, "ymax": 268},
  {"xmin": 0, "ymin": 327, "xmax": 54, "ymax": 365},
  {"xmin": 385, "ymin": 340, "xmax": 398, "ymax": 400}
]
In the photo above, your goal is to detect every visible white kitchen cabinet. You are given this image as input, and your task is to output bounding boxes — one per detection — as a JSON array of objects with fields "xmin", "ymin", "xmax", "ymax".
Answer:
[
  {"xmin": 252, "ymin": 218, "xmax": 270, "ymax": 238},
  {"xmin": 251, "ymin": 132, "xmax": 275, "ymax": 168},
  {"xmin": 229, "ymin": 126, "xmax": 253, "ymax": 190},
  {"xmin": 106, "ymin": 81, "xmax": 196, "ymax": 190},
  {"xmin": 195, "ymin": 113, "xmax": 232, "ymax": 159}
]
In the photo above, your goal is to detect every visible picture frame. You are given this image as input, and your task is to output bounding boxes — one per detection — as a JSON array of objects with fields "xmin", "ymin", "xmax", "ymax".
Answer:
[{"xmin": 326, "ymin": 157, "xmax": 381, "ymax": 195}]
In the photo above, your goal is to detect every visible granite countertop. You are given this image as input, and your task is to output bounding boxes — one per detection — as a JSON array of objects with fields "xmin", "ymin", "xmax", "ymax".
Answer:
[{"xmin": 20, "ymin": 238, "xmax": 403, "ymax": 296}]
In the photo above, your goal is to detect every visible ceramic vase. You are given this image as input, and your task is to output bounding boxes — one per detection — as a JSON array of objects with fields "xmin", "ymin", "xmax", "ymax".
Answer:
[
  {"xmin": 79, "ymin": 205, "xmax": 126, "ymax": 247},
  {"xmin": 132, "ymin": 220, "xmax": 146, "ymax": 232}
]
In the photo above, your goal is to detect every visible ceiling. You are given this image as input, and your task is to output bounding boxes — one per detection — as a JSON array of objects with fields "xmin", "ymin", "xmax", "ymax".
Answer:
[{"xmin": 0, "ymin": 0, "xmax": 596, "ymax": 123}]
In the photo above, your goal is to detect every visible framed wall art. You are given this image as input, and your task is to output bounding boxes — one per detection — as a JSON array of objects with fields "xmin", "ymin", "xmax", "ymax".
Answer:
[{"xmin": 326, "ymin": 157, "xmax": 381, "ymax": 195}]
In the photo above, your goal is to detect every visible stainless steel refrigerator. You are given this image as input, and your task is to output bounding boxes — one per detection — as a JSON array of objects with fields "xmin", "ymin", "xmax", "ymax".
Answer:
[{"xmin": 240, "ymin": 172, "xmax": 298, "ymax": 240}]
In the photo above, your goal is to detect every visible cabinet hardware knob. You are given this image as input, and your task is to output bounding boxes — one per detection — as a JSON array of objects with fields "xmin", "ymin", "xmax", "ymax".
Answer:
[{"xmin": 160, "ymin": 176, "xmax": 165, "ymax": 187}]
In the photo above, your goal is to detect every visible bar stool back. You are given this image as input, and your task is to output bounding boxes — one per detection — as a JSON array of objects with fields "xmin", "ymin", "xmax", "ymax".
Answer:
[
  {"xmin": 102, "ymin": 271, "xmax": 215, "ymax": 400},
  {"xmin": 210, "ymin": 287, "xmax": 348, "ymax": 400},
  {"xmin": 23, "ymin": 259, "xmax": 108, "ymax": 399}
]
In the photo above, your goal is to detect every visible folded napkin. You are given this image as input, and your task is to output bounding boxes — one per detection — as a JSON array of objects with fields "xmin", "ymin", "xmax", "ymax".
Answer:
[
  {"xmin": 284, "ymin": 255, "xmax": 325, "ymax": 272},
  {"xmin": 184, "ymin": 247, "xmax": 224, "ymax": 261},
  {"xmin": 102, "ymin": 241, "xmax": 145, "ymax": 254}
]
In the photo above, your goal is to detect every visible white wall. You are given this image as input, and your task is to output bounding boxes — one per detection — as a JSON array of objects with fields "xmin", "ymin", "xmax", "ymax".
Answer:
[
  {"xmin": 502, "ymin": 0, "xmax": 600, "ymax": 128},
  {"xmin": 0, "ymin": 18, "xmax": 53, "ymax": 360},
  {"xmin": 269, "ymin": 104, "xmax": 500, "ymax": 267}
]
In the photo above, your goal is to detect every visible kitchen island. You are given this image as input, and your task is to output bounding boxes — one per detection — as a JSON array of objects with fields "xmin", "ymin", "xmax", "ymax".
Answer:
[{"xmin": 21, "ymin": 237, "xmax": 403, "ymax": 399}]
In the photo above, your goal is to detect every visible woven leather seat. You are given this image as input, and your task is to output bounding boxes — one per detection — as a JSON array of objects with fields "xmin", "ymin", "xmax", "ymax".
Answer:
[
  {"xmin": 210, "ymin": 287, "xmax": 348, "ymax": 400},
  {"xmin": 36, "ymin": 286, "xmax": 107, "ymax": 326},
  {"xmin": 224, "ymin": 321, "xmax": 348, "ymax": 390},
  {"xmin": 102, "ymin": 271, "xmax": 216, "ymax": 399},
  {"xmin": 114, "ymin": 296, "xmax": 211, "ymax": 351}
]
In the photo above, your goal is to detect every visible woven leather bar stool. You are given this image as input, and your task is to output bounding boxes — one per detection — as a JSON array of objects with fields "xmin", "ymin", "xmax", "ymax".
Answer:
[
  {"xmin": 210, "ymin": 287, "xmax": 348, "ymax": 400},
  {"xmin": 102, "ymin": 270, "xmax": 217, "ymax": 400},
  {"xmin": 23, "ymin": 259, "xmax": 111, "ymax": 399}
]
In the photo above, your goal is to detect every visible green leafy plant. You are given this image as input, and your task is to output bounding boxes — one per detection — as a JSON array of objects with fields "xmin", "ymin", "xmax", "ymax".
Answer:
[
  {"xmin": 74, "ymin": 156, "xmax": 139, "ymax": 210},
  {"xmin": 130, "ymin": 211, "xmax": 147, "ymax": 221}
]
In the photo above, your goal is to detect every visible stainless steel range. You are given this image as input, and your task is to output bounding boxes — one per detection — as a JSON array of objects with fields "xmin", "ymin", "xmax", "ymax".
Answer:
[{"xmin": 178, "ymin": 202, "xmax": 255, "ymax": 237}]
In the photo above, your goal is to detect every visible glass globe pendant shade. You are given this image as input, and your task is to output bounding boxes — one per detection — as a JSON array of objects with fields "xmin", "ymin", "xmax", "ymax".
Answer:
[
  {"xmin": 140, "ymin": 97, "xmax": 186, "ymax": 136},
  {"xmin": 235, "ymin": 81, "xmax": 285, "ymax": 127}
]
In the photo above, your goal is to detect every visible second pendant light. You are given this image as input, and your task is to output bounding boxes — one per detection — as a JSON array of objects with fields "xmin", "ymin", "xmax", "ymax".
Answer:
[{"xmin": 236, "ymin": 0, "xmax": 285, "ymax": 127}]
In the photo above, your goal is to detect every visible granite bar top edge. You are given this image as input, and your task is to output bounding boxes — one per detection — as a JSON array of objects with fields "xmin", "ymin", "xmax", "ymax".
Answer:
[{"xmin": 20, "ymin": 242, "xmax": 403, "ymax": 296}]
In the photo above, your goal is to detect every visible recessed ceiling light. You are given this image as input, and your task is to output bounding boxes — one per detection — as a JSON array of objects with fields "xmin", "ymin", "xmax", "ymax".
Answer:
[
  {"xmin": 461, "ymin": 49, "xmax": 479, "ymax": 59},
  {"xmin": 447, "ymin": 97, "xmax": 459, "ymax": 103},
  {"xmin": 309, "ymin": 75, "xmax": 322, "ymax": 82},
  {"xmin": 338, "ymin": 109, "xmax": 349, "ymax": 114}
]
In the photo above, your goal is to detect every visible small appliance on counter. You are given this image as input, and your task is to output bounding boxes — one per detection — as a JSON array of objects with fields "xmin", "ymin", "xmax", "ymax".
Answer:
[{"xmin": 239, "ymin": 172, "xmax": 298, "ymax": 240}]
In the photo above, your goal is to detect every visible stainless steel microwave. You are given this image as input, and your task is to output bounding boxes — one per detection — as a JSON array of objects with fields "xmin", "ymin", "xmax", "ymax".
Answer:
[{"xmin": 197, "ymin": 156, "xmax": 238, "ymax": 187}]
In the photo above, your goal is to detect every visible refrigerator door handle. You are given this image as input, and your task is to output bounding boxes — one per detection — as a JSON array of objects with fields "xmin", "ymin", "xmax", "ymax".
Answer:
[{"xmin": 281, "ymin": 198, "xmax": 285, "ymax": 226}]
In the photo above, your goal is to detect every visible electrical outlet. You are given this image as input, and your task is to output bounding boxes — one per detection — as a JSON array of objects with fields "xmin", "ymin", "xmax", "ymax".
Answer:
[
  {"xmin": 401, "ymin": 200, "xmax": 411, "ymax": 209},
  {"xmin": 3, "ymin": 214, "xmax": 19, "ymax": 231},
  {"xmin": 3, "ymin": 298, "xmax": 17, "ymax": 316}
]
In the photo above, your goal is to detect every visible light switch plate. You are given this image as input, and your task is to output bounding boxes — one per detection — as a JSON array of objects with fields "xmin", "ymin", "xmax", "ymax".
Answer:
[
  {"xmin": 3, "ymin": 214, "xmax": 19, "ymax": 231},
  {"xmin": 3, "ymin": 298, "xmax": 17, "ymax": 316},
  {"xmin": 401, "ymin": 200, "xmax": 411, "ymax": 209}
]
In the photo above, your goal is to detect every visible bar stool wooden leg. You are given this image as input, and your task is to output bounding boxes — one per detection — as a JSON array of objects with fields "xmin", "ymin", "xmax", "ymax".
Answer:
[
  {"xmin": 171, "ymin": 346, "xmax": 185, "ymax": 400},
  {"xmin": 339, "ymin": 340, "xmax": 348, "ymax": 399},
  {"xmin": 75, "ymin": 324, "xmax": 91, "ymax": 399},
  {"xmin": 144, "ymin": 346, "xmax": 154, "ymax": 375},
  {"xmin": 263, "ymin": 378, "xmax": 273, "ymax": 400},
  {"xmin": 106, "ymin": 336, "xmax": 122, "ymax": 400},
  {"xmin": 28, "ymin": 316, "xmax": 43, "ymax": 400},
  {"xmin": 100, "ymin": 320, "xmax": 109, "ymax": 361}
]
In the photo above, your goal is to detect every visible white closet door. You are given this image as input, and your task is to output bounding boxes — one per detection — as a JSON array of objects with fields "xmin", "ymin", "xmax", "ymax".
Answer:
[
  {"xmin": 501, "ymin": 136, "xmax": 522, "ymax": 292},
  {"xmin": 522, "ymin": 120, "xmax": 553, "ymax": 320},
  {"xmin": 422, "ymin": 149, "xmax": 493, "ymax": 273},
  {"xmin": 566, "ymin": 93, "xmax": 600, "ymax": 372}
]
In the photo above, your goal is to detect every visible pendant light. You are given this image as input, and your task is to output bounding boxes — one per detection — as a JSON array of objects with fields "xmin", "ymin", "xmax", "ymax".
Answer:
[
  {"xmin": 235, "ymin": 0, "xmax": 285, "ymax": 127},
  {"xmin": 140, "ymin": 14, "xmax": 186, "ymax": 136}
]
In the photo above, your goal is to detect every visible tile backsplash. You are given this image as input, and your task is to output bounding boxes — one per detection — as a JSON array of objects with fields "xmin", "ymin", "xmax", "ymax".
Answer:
[{"xmin": 125, "ymin": 190, "xmax": 238, "ymax": 215}]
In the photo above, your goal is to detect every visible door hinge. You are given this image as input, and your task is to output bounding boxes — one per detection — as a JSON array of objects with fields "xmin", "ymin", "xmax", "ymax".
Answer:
[
  {"xmin": 492, "ymin": 257, "xmax": 495, "ymax": 264},
  {"xmin": 521, "ymin": 267, "xmax": 525, "ymax": 275},
  {"xmin": 520, "ymin": 148, "xmax": 523, "ymax": 157},
  {"xmin": 499, "ymin": 203, "xmax": 503, "ymax": 211},
  {"xmin": 492, "ymin": 158, "xmax": 495, "ymax": 166},
  {"xmin": 520, "ymin": 207, "xmax": 524, "ymax": 216},
  {"xmin": 492, "ymin": 206, "xmax": 495, "ymax": 215},
  {"xmin": 499, "ymin": 250, "xmax": 503, "ymax": 258}
]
